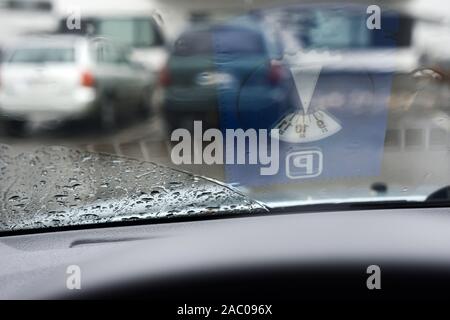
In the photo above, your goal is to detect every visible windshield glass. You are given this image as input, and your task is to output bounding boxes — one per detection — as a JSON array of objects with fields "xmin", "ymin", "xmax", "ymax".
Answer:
[{"xmin": 0, "ymin": 0, "xmax": 448, "ymax": 233}]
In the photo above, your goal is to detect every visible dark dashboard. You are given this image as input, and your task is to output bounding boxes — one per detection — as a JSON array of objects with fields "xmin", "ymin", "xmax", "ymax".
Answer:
[{"xmin": 1, "ymin": 207, "xmax": 450, "ymax": 302}]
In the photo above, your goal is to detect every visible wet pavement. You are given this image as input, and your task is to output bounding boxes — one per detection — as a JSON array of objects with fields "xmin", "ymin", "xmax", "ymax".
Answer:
[{"xmin": 0, "ymin": 113, "xmax": 227, "ymax": 182}]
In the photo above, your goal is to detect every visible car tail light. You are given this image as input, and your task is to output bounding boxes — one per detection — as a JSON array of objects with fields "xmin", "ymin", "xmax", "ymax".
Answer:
[
  {"xmin": 159, "ymin": 65, "xmax": 171, "ymax": 87},
  {"xmin": 269, "ymin": 60, "xmax": 284, "ymax": 85},
  {"xmin": 81, "ymin": 71, "xmax": 95, "ymax": 87}
]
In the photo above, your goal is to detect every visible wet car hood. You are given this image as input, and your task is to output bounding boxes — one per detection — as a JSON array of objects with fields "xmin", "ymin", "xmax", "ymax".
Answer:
[{"xmin": 0, "ymin": 145, "xmax": 267, "ymax": 232}]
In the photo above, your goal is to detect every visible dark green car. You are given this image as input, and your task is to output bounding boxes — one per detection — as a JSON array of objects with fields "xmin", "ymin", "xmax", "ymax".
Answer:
[{"xmin": 159, "ymin": 18, "xmax": 294, "ymax": 133}]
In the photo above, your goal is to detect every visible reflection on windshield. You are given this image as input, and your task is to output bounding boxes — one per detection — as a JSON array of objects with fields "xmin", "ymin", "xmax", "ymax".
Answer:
[{"xmin": 0, "ymin": 0, "xmax": 449, "ymax": 232}]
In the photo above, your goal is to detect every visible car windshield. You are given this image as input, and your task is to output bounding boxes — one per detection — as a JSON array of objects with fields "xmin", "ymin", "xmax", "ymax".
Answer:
[
  {"xmin": 0, "ymin": 0, "xmax": 449, "ymax": 233},
  {"xmin": 7, "ymin": 47, "xmax": 75, "ymax": 63}
]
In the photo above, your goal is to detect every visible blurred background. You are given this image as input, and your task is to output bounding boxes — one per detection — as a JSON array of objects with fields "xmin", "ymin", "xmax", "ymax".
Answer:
[{"xmin": 0, "ymin": 0, "xmax": 448, "ymax": 205}]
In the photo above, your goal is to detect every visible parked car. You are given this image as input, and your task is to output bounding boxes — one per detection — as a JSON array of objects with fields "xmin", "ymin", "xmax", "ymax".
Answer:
[
  {"xmin": 53, "ymin": 0, "xmax": 169, "ymax": 71},
  {"xmin": 57, "ymin": 15, "xmax": 167, "ymax": 72},
  {"xmin": 159, "ymin": 18, "xmax": 294, "ymax": 133},
  {"xmin": 0, "ymin": 35, "xmax": 154, "ymax": 134}
]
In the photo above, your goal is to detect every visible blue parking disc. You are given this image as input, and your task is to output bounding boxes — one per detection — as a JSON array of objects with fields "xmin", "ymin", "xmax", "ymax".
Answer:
[{"xmin": 211, "ymin": 5, "xmax": 405, "ymax": 186}]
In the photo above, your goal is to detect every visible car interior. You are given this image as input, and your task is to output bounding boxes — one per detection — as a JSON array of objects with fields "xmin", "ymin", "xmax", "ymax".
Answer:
[{"xmin": 0, "ymin": 0, "xmax": 449, "ymax": 310}]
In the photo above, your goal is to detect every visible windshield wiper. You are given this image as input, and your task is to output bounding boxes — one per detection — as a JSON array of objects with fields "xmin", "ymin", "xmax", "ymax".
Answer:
[{"xmin": 426, "ymin": 186, "xmax": 450, "ymax": 203}]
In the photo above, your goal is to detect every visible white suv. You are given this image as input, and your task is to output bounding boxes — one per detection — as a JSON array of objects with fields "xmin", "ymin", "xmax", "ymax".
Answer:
[{"xmin": 0, "ymin": 35, "xmax": 154, "ymax": 134}]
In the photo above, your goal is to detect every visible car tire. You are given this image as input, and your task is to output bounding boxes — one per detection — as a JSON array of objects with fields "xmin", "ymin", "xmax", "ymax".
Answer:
[
  {"xmin": 137, "ymin": 88, "xmax": 152, "ymax": 118},
  {"xmin": 98, "ymin": 97, "xmax": 118, "ymax": 132},
  {"xmin": 2, "ymin": 119, "xmax": 27, "ymax": 137}
]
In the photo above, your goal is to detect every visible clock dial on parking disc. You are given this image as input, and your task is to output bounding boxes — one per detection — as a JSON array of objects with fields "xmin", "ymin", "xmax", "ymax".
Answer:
[{"xmin": 274, "ymin": 109, "xmax": 342, "ymax": 143}]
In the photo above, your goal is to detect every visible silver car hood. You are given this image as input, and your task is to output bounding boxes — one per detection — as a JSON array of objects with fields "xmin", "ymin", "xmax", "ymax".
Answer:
[{"xmin": 0, "ymin": 145, "xmax": 267, "ymax": 233}]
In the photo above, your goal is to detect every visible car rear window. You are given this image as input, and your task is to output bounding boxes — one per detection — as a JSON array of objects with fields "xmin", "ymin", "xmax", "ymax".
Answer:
[
  {"xmin": 213, "ymin": 28, "xmax": 265, "ymax": 55},
  {"xmin": 173, "ymin": 28, "xmax": 265, "ymax": 56},
  {"xmin": 173, "ymin": 30, "xmax": 213, "ymax": 56},
  {"xmin": 8, "ymin": 47, "xmax": 75, "ymax": 64}
]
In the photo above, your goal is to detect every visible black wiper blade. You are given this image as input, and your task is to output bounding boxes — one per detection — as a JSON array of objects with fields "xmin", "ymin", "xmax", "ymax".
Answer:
[
  {"xmin": 269, "ymin": 199, "xmax": 449, "ymax": 215},
  {"xmin": 426, "ymin": 186, "xmax": 450, "ymax": 203}
]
